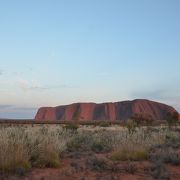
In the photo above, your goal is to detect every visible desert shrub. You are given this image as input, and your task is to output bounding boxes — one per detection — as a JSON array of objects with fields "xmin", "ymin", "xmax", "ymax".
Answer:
[
  {"xmin": 111, "ymin": 146, "xmax": 148, "ymax": 161},
  {"xmin": 67, "ymin": 130, "xmax": 113, "ymax": 153},
  {"xmin": 63, "ymin": 123, "xmax": 79, "ymax": 131},
  {"xmin": 126, "ymin": 119, "xmax": 137, "ymax": 135},
  {"xmin": 149, "ymin": 160, "xmax": 170, "ymax": 180},
  {"xmin": 91, "ymin": 141, "xmax": 111, "ymax": 153},
  {"xmin": 66, "ymin": 132, "xmax": 93, "ymax": 152},
  {"xmin": 39, "ymin": 126, "xmax": 49, "ymax": 135},
  {"xmin": 98, "ymin": 121, "xmax": 111, "ymax": 127},
  {"xmin": 86, "ymin": 156, "xmax": 108, "ymax": 171},
  {"xmin": 91, "ymin": 131, "xmax": 113, "ymax": 153},
  {"xmin": 15, "ymin": 167, "xmax": 28, "ymax": 177},
  {"xmin": 131, "ymin": 113, "xmax": 154, "ymax": 126},
  {"xmin": 166, "ymin": 112, "xmax": 179, "ymax": 130},
  {"xmin": 31, "ymin": 143, "xmax": 60, "ymax": 168},
  {"xmin": 91, "ymin": 141, "xmax": 106, "ymax": 153},
  {"xmin": 165, "ymin": 153, "xmax": 180, "ymax": 165},
  {"xmin": 124, "ymin": 162, "xmax": 137, "ymax": 174},
  {"xmin": 149, "ymin": 136, "xmax": 180, "ymax": 166},
  {"xmin": 28, "ymin": 127, "xmax": 73, "ymax": 168}
]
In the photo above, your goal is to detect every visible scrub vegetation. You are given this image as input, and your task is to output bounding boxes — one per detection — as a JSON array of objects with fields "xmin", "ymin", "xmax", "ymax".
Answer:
[{"xmin": 0, "ymin": 121, "xmax": 180, "ymax": 179}]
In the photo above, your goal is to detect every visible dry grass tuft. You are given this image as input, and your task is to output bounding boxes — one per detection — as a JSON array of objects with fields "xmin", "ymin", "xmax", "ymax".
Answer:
[
  {"xmin": 111, "ymin": 145, "xmax": 148, "ymax": 161},
  {"xmin": 0, "ymin": 126, "xmax": 73, "ymax": 172},
  {"xmin": 0, "ymin": 127, "xmax": 30, "ymax": 172}
]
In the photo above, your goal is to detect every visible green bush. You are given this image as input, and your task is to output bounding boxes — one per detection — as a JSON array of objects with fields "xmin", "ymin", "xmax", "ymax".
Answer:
[
  {"xmin": 66, "ymin": 133, "xmax": 93, "ymax": 152},
  {"xmin": 91, "ymin": 138, "xmax": 112, "ymax": 153},
  {"xmin": 63, "ymin": 123, "xmax": 79, "ymax": 131},
  {"xmin": 91, "ymin": 130, "xmax": 113, "ymax": 153},
  {"xmin": 98, "ymin": 121, "xmax": 111, "ymax": 127},
  {"xmin": 91, "ymin": 141, "xmax": 110, "ymax": 153}
]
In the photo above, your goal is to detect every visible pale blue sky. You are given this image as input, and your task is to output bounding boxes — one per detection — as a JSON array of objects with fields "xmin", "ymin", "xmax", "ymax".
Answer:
[{"xmin": 0, "ymin": 0, "xmax": 180, "ymax": 118}]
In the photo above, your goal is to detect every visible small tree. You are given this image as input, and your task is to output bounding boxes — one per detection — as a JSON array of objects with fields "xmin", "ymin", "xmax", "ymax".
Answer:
[
  {"xmin": 166, "ymin": 112, "xmax": 179, "ymax": 130},
  {"xmin": 126, "ymin": 119, "xmax": 137, "ymax": 135},
  {"xmin": 64, "ymin": 106, "xmax": 81, "ymax": 131},
  {"xmin": 131, "ymin": 113, "xmax": 154, "ymax": 126},
  {"xmin": 72, "ymin": 106, "xmax": 81, "ymax": 128}
]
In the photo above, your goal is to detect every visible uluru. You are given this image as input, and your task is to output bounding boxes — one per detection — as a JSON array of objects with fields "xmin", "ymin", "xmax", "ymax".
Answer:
[{"xmin": 35, "ymin": 99, "xmax": 178, "ymax": 121}]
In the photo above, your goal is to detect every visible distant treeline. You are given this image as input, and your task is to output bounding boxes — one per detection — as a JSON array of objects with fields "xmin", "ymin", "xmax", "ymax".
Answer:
[{"xmin": 0, "ymin": 119, "xmax": 176, "ymax": 126}]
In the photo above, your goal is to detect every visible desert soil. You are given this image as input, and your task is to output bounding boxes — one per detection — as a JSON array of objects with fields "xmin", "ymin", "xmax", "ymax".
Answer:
[{"xmin": 3, "ymin": 152, "xmax": 180, "ymax": 180}]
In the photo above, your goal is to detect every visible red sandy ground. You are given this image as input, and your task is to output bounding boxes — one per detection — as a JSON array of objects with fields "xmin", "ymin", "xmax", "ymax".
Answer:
[
  {"xmin": 25, "ymin": 162, "xmax": 180, "ymax": 180},
  {"xmin": 2, "ymin": 153, "xmax": 180, "ymax": 180}
]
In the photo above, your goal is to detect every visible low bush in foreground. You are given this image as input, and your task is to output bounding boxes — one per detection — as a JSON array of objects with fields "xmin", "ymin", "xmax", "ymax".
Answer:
[
  {"xmin": 66, "ymin": 133, "xmax": 94, "ymax": 152},
  {"xmin": 149, "ymin": 136, "xmax": 180, "ymax": 166},
  {"xmin": 86, "ymin": 156, "xmax": 108, "ymax": 171},
  {"xmin": 149, "ymin": 160, "xmax": 170, "ymax": 179},
  {"xmin": 67, "ymin": 130, "xmax": 113, "ymax": 153},
  {"xmin": 31, "ymin": 143, "xmax": 60, "ymax": 168}
]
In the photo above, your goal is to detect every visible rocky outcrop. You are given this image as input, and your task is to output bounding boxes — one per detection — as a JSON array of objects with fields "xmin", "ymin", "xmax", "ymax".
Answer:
[{"xmin": 35, "ymin": 99, "xmax": 178, "ymax": 121}]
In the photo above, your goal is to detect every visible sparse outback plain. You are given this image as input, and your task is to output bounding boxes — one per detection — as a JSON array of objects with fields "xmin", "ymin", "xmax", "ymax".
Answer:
[
  {"xmin": 1, "ymin": 0, "xmax": 180, "ymax": 180},
  {"xmin": 0, "ymin": 120, "xmax": 180, "ymax": 180}
]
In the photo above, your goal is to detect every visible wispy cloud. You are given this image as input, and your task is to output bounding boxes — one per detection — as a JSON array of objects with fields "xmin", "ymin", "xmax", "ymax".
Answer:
[
  {"xmin": 17, "ymin": 78, "xmax": 47, "ymax": 90},
  {"xmin": 0, "ymin": 104, "xmax": 37, "ymax": 119},
  {"xmin": 0, "ymin": 104, "xmax": 13, "ymax": 109},
  {"xmin": 17, "ymin": 78, "xmax": 70, "ymax": 91},
  {"xmin": 12, "ymin": 107, "xmax": 37, "ymax": 111},
  {"xmin": 0, "ymin": 104, "xmax": 37, "ymax": 111}
]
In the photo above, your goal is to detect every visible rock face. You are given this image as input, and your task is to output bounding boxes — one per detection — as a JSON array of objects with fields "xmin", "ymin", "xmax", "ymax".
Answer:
[{"xmin": 35, "ymin": 99, "xmax": 178, "ymax": 121}]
